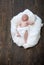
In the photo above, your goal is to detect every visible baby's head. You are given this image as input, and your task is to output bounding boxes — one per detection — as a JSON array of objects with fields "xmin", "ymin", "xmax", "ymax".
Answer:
[
  {"xmin": 22, "ymin": 14, "xmax": 29, "ymax": 22},
  {"xmin": 21, "ymin": 14, "xmax": 35, "ymax": 25}
]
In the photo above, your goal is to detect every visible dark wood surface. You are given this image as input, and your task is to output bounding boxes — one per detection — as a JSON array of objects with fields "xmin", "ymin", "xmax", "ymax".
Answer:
[{"xmin": 0, "ymin": 0, "xmax": 44, "ymax": 65}]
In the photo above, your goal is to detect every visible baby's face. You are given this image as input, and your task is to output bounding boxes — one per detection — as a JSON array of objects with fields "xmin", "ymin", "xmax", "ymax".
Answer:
[
  {"xmin": 20, "ymin": 14, "xmax": 29, "ymax": 26},
  {"xmin": 22, "ymin": 14, "xmax": 29, "ymax": 22}
]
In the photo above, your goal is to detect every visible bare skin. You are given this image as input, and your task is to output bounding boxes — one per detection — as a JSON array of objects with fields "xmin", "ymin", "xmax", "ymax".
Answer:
[
  {"xmin": 18, "ymin": 14, "xmax": 34, "ymax": 27},
  {"xmin": 22, "ymin": 14, "xmax": 29, "ymax": 21},
  {"xmin": 16, "ymin": 14, "xmax": 34, "ymax": 43},
  {"xmin": 24, "ymin": 30, "xmax": 28, "ymax": 43}
]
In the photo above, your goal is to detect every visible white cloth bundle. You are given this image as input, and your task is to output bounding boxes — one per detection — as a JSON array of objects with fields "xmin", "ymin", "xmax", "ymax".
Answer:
[{"xmin": 11, "ymin": 9, "xmax": 43, "ymax": 49}]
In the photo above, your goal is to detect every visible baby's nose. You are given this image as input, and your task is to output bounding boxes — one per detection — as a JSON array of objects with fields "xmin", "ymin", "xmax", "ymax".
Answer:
[{"xmin": 22, "ymin": 14, "xmax": 29, "ymax": 21}]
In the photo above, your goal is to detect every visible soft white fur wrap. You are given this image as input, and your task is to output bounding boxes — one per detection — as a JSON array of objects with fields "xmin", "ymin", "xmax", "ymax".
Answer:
[{"xmin": 11, "ymin": 9, "xmax": 43, "ymax": 49}]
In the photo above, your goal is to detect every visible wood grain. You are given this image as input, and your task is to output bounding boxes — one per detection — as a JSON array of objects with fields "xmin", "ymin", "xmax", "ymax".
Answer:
[{"xmin": 0, "ymin": 0, "xmax": 44, "ymax": 65}]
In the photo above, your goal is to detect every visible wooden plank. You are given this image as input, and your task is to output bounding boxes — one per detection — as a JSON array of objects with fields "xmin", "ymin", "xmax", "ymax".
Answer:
[{"xmin": 0, "ymin": 0, "xmax": 44, "ymax": 65}]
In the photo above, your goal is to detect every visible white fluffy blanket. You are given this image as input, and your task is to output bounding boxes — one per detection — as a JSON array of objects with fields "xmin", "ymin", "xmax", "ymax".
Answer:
[{"xmin": 11, "ymin": 9, "xmax": 43, "ymax": 49}]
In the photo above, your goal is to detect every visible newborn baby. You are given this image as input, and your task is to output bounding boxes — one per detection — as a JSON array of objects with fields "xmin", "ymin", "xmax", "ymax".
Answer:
[
  {"xmin": 11, "ymin": 9, "xmax": 43, "ymax": 49},
  {"xmin": 16, "ymin": 14, "xmax": 34, "ymax": 43}
]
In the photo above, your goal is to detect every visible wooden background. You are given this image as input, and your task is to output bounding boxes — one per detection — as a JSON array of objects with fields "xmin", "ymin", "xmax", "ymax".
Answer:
[{"xmin": 0, "ymin": 0, "xmax": 44, "ymax": 65}]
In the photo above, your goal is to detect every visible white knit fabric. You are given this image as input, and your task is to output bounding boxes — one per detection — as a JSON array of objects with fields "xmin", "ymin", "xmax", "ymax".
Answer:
[{"xmin": 11, "ymin": 9, "xmax": 43, "ymax": 49}]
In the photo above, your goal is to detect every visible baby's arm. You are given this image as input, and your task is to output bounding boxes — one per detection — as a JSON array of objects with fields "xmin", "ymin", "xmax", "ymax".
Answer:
[{"xmin": 28, "ymin": 21, "xmax": 35, "ymax": 25}]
